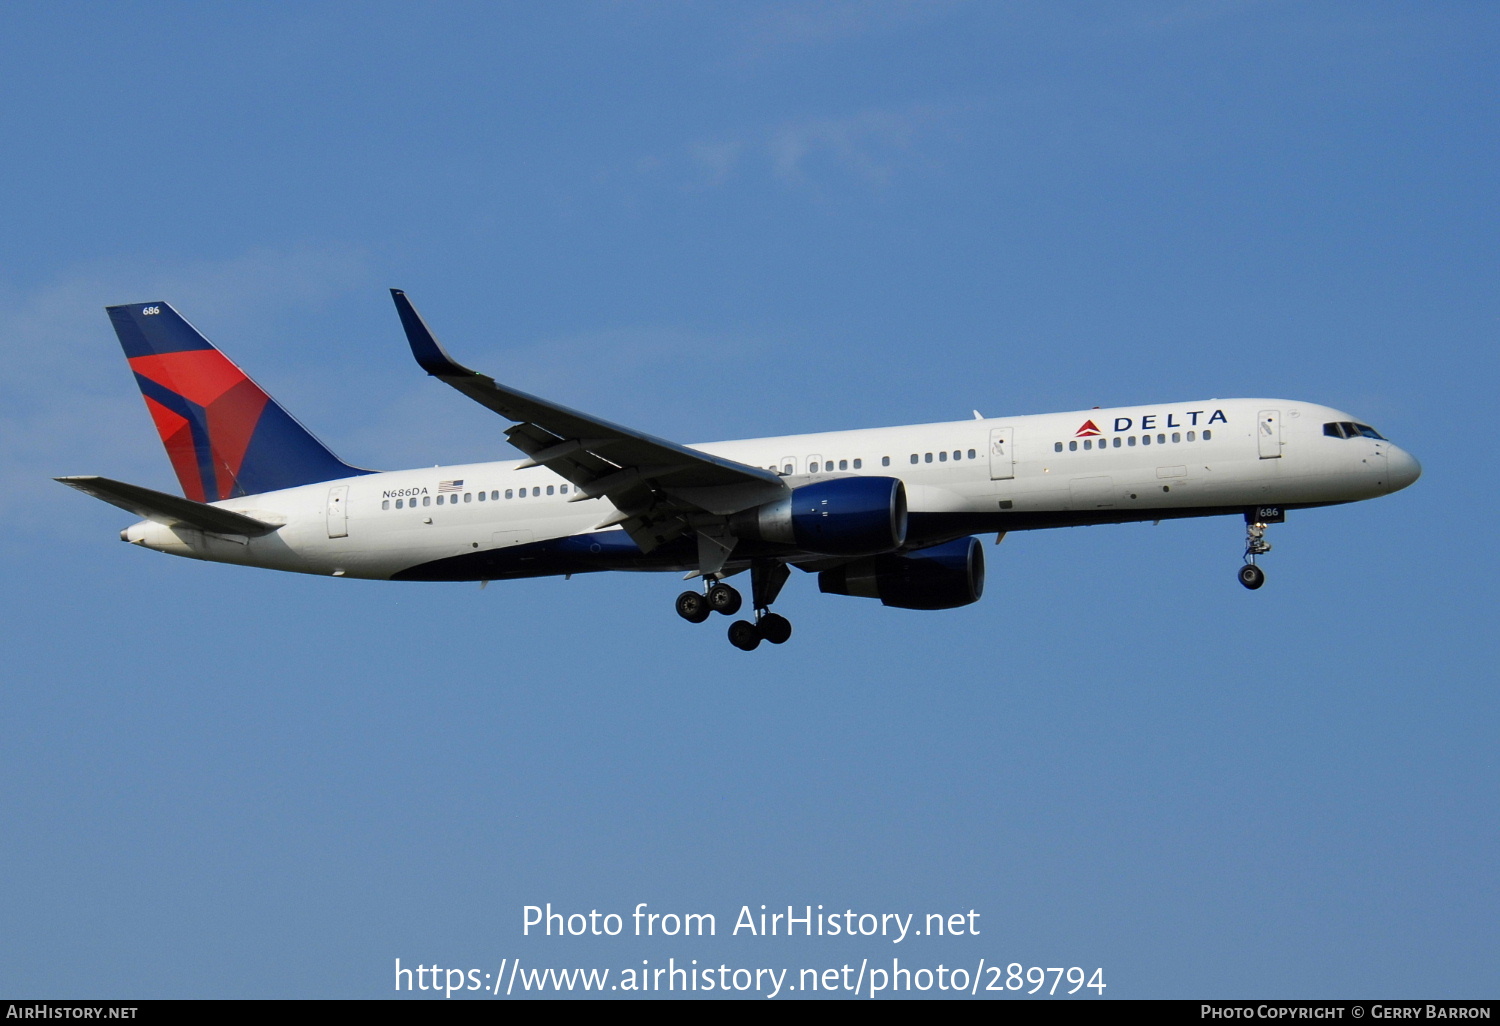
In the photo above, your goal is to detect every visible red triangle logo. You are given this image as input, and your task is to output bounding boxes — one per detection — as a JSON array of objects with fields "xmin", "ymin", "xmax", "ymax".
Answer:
[{"xmin": 1075, "ymin": 419, "xmax": 1102, "ymax": 437}]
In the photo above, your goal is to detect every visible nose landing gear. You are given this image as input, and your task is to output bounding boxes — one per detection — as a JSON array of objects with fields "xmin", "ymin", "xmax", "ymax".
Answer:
[
  {"xmin": 1238, "ymin": 506, "xmax": 1281, "ymax": 590},
  {"xmin": 1238, "ymin": 561, "xmax": 1266, "ymax": 590}
]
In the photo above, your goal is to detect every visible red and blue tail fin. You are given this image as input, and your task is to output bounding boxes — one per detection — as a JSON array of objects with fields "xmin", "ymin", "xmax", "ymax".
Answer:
[{"xmin": 107, "ymin": 302, "xmax": 370, "ymax": 501}]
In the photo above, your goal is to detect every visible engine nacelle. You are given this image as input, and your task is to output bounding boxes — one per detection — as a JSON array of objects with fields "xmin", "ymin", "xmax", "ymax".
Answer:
[
  {"xmin": 731, "ymin": 477, "xmax": 908, "ymax": 556},
  {"xmin": 817, "ymin": 536, "xmax": 985, "ymax": 610}
]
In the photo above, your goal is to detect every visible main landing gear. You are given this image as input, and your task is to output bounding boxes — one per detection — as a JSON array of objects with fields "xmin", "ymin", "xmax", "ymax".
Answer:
[
  {"xmin": 675, "ymin": 582, "xmax": 742, "ymax": 622},
  {"xmin": 675, "ymin": 561, "xmax": 793, "ymax": 650},
  {"xmin": 1238, "ymin": 508, "xmax": 1278, "ymax": 590},
  {"xmin": 727, "ymin": 611, "xmax": 792, "ymax": 651}
]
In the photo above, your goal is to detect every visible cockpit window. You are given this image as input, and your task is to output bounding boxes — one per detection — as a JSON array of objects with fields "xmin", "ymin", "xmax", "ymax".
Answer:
[{"xmin": 1324, "ymin": 421, "xmax": 1387, "ymax": 441}]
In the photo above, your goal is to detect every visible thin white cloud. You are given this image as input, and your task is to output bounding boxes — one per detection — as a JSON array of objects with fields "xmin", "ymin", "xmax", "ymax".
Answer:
[
  {"xmin": 641, "ymin": 101, "xmax": 964, "ymax": 194},
  {"xmin": 766, "ymin": 105, "xmax": 939, "ymax": 187}
]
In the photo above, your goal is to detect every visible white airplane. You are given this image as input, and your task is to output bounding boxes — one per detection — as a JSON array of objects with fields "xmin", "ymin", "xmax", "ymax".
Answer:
[{"xmin": 59, "ymin": 291, "xmax": 1421, "ymax": 650}]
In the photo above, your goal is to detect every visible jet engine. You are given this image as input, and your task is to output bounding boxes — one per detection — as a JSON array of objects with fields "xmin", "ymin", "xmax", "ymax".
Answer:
[
  {"xmin": 817, "ymin": 536, "xmax": 985, "ymax": 610},
  {"xmin": 730, "ymin": 477, "xmax": 907, "ymax": 556}
]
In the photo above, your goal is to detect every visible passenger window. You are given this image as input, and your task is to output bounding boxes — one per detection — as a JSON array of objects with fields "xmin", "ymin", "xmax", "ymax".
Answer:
[
  {"xmin": 1186, "ymin": 431, "xmax": 1195, "ymax": 442},
  {"xmin": 1142, "ymin": 435, "xmax": 1151, "ymax": 445},
  {"xmin": 939, "ymin": 451, "xmax": 948, "ymax": 462},
  {"xmin": 394, "ymin": 499, "xmax": 402, "ymax": 509},
  {"xmin": 854, "ymin": 458, "xmax": 863, "ymax": 469},
  {"xmin": 1157, "ymin": 434, "xmax": 1166, "ymax": 444},
  {"xmin": 1202, "ymin": 430, "xmax": 1211, "ymax": 441},
  {"xmin": 839, "ymin": 459, "xmax": 848, "ymax": 470},
  {"xmin": 533, "ymin": 487, "xmax": 540, "ymax": 497},
  {"xmin": 1054, "ymin": 442, "xmax": 1063, "ymax": 452},
  {"xmin": 925, "ymin": 453, "xmax": 933, "ymax": 463},
  {"xmin": 1083, "ymin": 440, "xmax": 1092, "ymax": 450},
  {"xmin": 423, "ymin": 495, "xmax": 431, "ymax": 506},
  {"xmin": 880, "ymin": 457, "xmax": 889, "ymax": 467},
  {"xmin": 968, "ymin": 449, "xmax": 976, "ymax": 459},
  {"xmin": 910, "ymin": 454, "xmax": 918, "ymax": 465},
  {"xmin": 1113, "ymin": 437, "xmax": 1121, "ymax": 448},
  {"xmin": 546, "ymin": 485, "xmax": 554, "ymax": 495},
  {"xmin": 561, "ymin": 484, "xmax": 568, "ymax": 494},
  {"xmin": 465, "ymin": 492, "xmax": 472, "ymax": 502},
  {"xmin": 1172, "ymin": 432, "xmax": 1180, "ymax": 443},
  {"xmin": 477, "ymin": 491, "xmax": 486, "ymax": 501},
  {"xmin": 953, "ymin": 450, "xmax": 961, "ymax": 461},
  {"xmin": 1069, "ymin": 441, "xmax": 1078, "ymax": 451},
  {"xmin": 1128, "ymin": 436, "xmax": 1136, "ymax": 446}
]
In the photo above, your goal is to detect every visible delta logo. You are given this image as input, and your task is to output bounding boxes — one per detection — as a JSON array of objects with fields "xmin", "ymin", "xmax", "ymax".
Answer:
[{"xmin": 1077, "ymin": 410, "xmax": 1229, "ymax": 437}]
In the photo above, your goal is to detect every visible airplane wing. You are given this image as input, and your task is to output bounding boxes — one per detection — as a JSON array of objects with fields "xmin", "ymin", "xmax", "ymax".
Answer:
[
  {"xmin": 390, "ymin": 290, "xmax": 788, "ymax": 558},
  {"xmin": 56, "ymin": 476, "xmax": 282, "ymax": 537}
]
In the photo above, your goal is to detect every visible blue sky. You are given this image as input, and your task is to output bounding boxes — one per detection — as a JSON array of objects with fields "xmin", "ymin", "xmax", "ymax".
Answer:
[{"xmin": 1, "ymin": 1, "xmax": 1494, "ymax": 999}]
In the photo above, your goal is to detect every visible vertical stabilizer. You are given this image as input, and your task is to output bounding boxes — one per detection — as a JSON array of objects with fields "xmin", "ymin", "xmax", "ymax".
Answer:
[{"xmin": 107, "ymin": 303, "xmax": 369, "ymax": 501}]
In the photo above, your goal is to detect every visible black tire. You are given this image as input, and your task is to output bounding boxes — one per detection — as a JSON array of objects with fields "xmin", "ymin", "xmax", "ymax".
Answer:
[
  {"xmin": 758, "ymin": 613, "xmax": 792, "ymax": 645},
  {"xmin": 1238, "ymin": 564, "xmax": 1266, "ymax": 590},
  {"xmin": 727, "ymin": 619, "xmax": 761, "ymax": 650},
  {"xmin": 708, "ymin": 583, "xmax": 743, "ymax": 616},
  {"xmin": 675, "ymin": 590, "xmax": 711, "ymax": 623}
]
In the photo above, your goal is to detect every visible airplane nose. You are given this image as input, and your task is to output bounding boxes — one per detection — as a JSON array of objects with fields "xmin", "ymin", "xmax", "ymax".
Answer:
[{"xmin": 1386, "ymin": 446, "xmax": 1422, "ymax": 492}]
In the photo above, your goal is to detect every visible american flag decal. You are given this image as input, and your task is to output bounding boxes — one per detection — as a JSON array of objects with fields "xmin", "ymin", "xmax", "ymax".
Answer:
[{"xmin": 438, "ymin": 479, "xmax": 464, "ymax": 492}]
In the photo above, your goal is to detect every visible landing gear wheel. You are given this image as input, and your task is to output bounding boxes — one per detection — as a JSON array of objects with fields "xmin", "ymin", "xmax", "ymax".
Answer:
[
  {"xmin": 757, "ymin": 612, "xmax": 792, "ymax": 645},
  {"xmin": 1238, "ymin": 564, "xmax": 1266, "ymax": 590},
  {"xmin": 675, "ymin": 590, "xmax": 711, "ymax": 623},
  {"xmin": 707, "ymin": 583, "xmax": 743, "ymax": 616},
  {"xmin": 728, "ymin": 619, "xmax": 761, "ymax": 651}
]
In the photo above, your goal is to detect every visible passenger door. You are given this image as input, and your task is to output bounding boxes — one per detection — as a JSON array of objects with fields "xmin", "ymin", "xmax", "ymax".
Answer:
[
  {"xmin": 1258, "ymin": 410, "xmax": 1282, "ymax": 459},
  {"xmin": 326, "ymin": 485, "xmax": 349, "ymax": 539},
  {"xmin": 988, "ymin": 426, "xmax": 1015, "ymax": 480}
]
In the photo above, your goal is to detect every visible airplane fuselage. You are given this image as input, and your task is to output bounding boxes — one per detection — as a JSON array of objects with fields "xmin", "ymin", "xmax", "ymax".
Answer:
[{"xmin": 121, "ymin": 397, "xmax": 1420, "ymax": 583}]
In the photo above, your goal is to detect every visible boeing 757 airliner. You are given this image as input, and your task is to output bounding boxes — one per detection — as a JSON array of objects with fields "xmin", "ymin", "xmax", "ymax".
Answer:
[{"xmin": 59, "ymin": 291, "xmax": 1421, "ymax": 649}]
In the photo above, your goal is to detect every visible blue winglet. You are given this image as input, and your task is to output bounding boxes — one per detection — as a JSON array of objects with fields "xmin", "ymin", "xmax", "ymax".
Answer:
[{"xmin": 390, "ymin": 289, "xmax": 472, "ymax": 377}]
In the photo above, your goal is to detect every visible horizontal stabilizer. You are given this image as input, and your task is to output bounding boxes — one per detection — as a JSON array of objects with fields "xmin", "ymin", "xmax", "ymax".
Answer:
[{"xmin": 55, "ymin": 476, "xmax": 282, "ymax": 537}]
